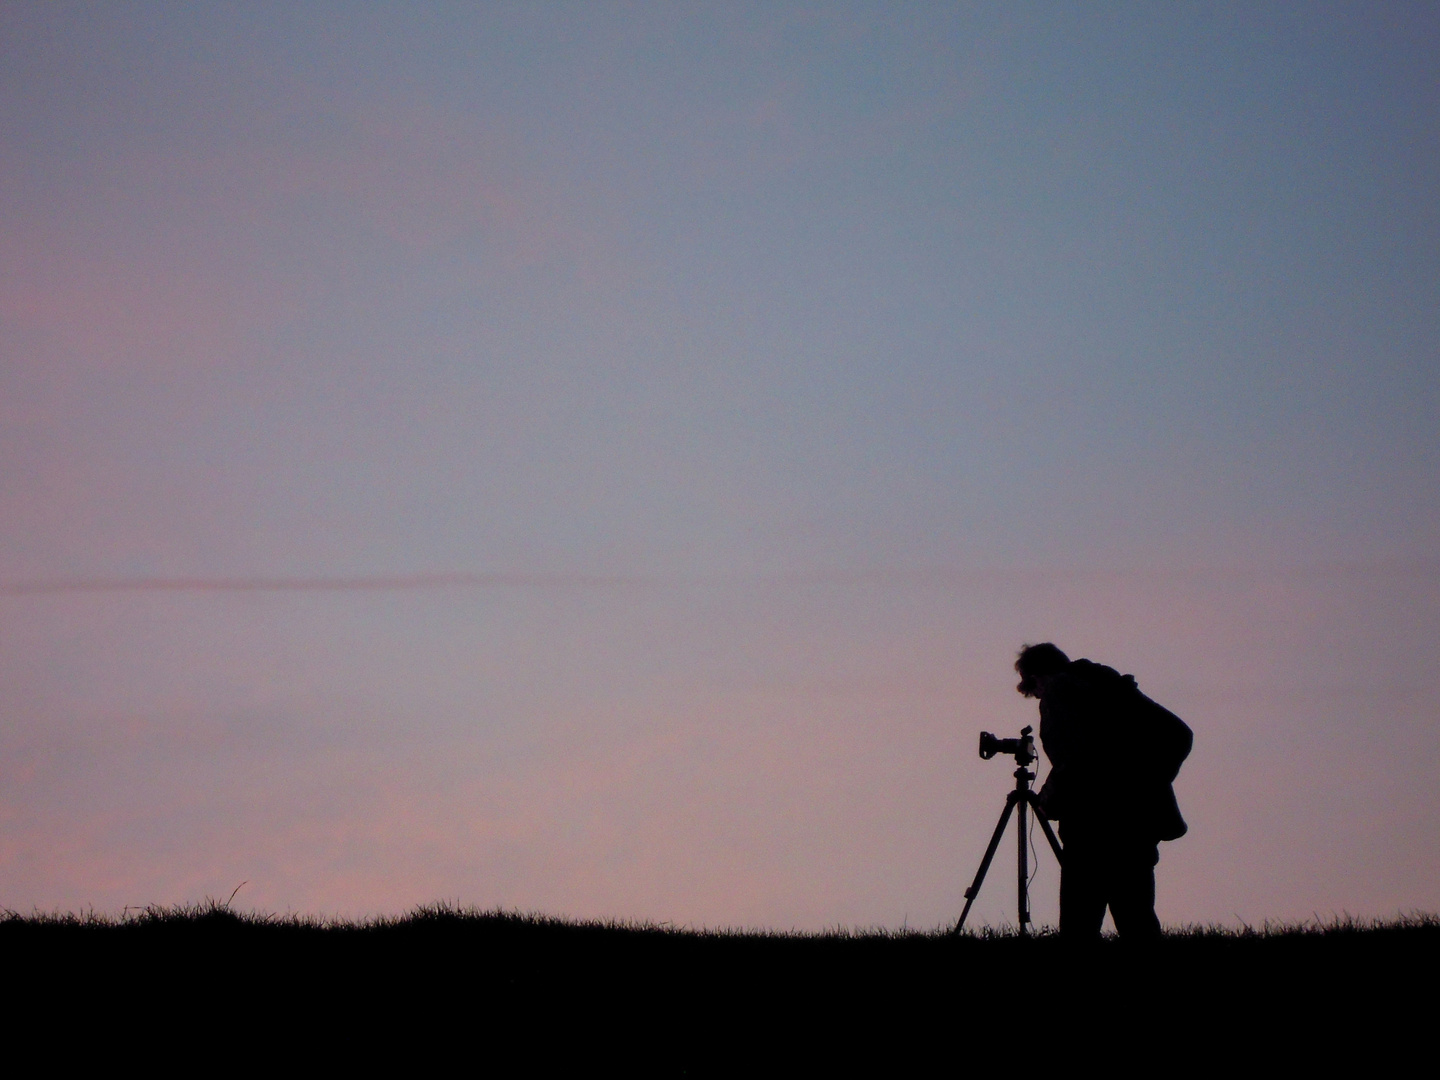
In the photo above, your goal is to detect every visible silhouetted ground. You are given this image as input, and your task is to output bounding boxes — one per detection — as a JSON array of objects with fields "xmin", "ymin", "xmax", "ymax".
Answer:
[{"xmin": 6, "ymin": 904, "xmax": 1433, "ymax": 1068}]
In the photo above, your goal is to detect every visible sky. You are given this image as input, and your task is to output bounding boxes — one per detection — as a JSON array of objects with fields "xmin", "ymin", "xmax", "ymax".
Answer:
[{"xmin": 1, "ymin": 2, "xmax": 1436, "ymax": 930}]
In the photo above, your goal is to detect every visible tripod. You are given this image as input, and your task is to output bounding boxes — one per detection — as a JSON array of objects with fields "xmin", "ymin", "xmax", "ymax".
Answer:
[{"xmin": 953, "ymin": 726, "xmax": 1064, "ymax": 935}]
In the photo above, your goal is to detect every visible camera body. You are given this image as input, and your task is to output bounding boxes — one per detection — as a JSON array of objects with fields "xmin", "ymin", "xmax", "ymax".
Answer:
[{"xmin": 978, "ymin": 724, "xmax": 1036, "ymax": 766}]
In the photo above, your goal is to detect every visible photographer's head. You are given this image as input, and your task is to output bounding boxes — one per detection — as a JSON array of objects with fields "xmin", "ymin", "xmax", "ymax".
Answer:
[{"xmin": 1015, "ymin": 642, "xmax": 1070, "ymax": 698}]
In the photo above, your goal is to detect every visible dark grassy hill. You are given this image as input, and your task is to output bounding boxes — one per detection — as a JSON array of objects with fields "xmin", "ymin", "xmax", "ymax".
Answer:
[{"xmin": 6, "ymin": 905, "xmax": 1434, "ymax": 1066}]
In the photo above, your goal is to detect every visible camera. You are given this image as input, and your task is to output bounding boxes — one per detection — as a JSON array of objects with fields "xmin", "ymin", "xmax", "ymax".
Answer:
[{"xmin": 978, "ymin": 725, "xmax": 1036, "ymax": 765}]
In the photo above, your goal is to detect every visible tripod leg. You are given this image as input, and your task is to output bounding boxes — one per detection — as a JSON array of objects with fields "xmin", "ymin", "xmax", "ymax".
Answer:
[
  {"xmin": 1018, "ymin": 789, "xmax": 1029, "ymax": 933},
  {"xmin": 952, "ymin": 793, "xmax": 1018, "ymax": 934}
]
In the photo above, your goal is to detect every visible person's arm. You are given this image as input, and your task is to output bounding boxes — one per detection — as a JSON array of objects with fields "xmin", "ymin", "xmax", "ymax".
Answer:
[
  {"xmin": 1036, "ymin": 768, "xmax": 1066, "ymax": 820},
  {"xmin": 1037, "ymin": 698, "xmax": 1070, "ymax": 820}
]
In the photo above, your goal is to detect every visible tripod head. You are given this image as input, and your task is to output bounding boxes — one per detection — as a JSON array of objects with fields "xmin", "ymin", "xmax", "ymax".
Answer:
[{"xmin": 978, "ymin": 725, "xmax": 1036, "ymax": 767}]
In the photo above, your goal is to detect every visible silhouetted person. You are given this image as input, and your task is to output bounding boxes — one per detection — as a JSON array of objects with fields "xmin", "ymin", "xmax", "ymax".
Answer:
[{"xmin": 1015, "ymin": 643, "xmax": 1192, "ymax": 940}]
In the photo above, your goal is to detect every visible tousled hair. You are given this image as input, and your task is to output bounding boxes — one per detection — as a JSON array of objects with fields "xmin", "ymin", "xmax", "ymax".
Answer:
[{"xmin": 1015, "ymin": 642, "xmax": 1070, "ymax": 697}]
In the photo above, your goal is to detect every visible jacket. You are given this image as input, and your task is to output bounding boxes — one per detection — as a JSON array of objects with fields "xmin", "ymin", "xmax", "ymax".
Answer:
[{"xmin": 1036, "ymin": 659, "xmax": 1192, "ymax": 844}]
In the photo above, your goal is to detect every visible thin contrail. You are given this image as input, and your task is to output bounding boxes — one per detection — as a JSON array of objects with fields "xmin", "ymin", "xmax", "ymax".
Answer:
[
  {"xmin": 0, "ymin": 567, "xmax": 986, "ymax": 596},
  {"xmin": 8, "ymin": 562, "xmax": 1421, "ymax": 597},
  {"xmin": 0, "ymin": 572, "xmax": 653, "ymax": 596}
]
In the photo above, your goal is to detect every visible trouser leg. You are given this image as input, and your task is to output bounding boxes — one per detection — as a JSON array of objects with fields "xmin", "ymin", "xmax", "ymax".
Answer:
[
  {"xmin": 1107, "ymin": 847, "xmax": 1162, "ymax": 940},
  {"xmin": 1059, "ymin": 849, "xmax": 1106, "ymax": 940}
]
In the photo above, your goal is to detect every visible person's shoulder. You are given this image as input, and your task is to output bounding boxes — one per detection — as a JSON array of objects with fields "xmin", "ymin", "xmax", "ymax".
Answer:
[
  {"xmin": 1059, "ymin": 660, "xmax": 1140, "ymax": 706},
  {"xmin": 1067, "ymin": 658, "xmax": 1127, "ymax": 686},
  {"xmin": 1042, "ymin": 661, "xmax": 1100, "ymax": 708}
]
